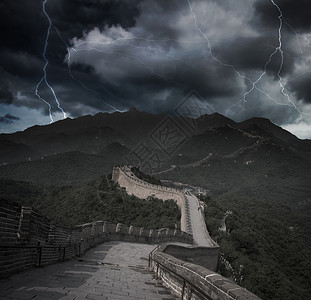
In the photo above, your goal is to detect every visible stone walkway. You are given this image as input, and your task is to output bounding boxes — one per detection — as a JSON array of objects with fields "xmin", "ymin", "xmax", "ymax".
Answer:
[
  {"xmin": 0, "ymin": 242, "xmax": 177, "ymax": 300},
  {"xmin": 185, "ymin": 193, "xmax": 216, "ymax": 247}
]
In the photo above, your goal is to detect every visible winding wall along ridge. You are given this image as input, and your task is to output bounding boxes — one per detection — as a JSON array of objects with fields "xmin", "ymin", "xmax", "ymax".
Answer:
[{"xmin": 112, "ymin": 166, "xmax": 188, "ymax": 232}]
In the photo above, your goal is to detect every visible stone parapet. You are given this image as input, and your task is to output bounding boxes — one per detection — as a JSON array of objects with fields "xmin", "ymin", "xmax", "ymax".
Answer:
[
  {"xmin": 0, "ymin": 199, "xmax": 192, "ymax": 278},
  {"xmin": 112, "ymin": 166, "xmax": 188, "ymax": 232},
  {"xmin": 150, "ymin": 246, "xmax": 261, "ymax": 300}
]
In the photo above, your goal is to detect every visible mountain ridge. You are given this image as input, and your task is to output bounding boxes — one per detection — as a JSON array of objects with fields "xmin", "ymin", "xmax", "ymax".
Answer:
[
  {"xmin": 1, "ymin": 109, "xmax": 311, "ymax": 300},
  {"xmin": 0, "ymin": 109, "xmax": 308, "ymax": 165}
]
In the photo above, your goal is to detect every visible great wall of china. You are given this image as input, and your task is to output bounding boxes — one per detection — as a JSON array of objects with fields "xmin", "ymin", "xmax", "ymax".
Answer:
[
  {"xmin": 112, "ymin": 166, "xmax": 188, "ymax": 233},
  {"xmin": 0, "ymin": 166, "xmax": 260, "ymax": 299},
  {"xmin": 111, "ymin": 166, "xmax": 260, "ymax": 299},
  {"xmin": 0, "ymin": 199, "xmax": 191, "ymax": 279}
]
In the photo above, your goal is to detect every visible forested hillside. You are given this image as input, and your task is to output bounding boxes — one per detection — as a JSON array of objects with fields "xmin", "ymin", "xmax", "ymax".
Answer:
[{"xmin": 0, "ymin": 175, "xmax": 180, "ymax": 229}]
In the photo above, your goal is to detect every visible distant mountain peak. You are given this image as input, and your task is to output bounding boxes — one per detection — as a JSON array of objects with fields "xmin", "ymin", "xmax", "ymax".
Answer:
[
  {"xmin": 238, "ymin": 117, "xmax": 298, "ymax": 143},
  {"xmin": 209, "ymin": 112, "xmax": 226, "ymax": 118},
  {"xmin": 0, "ymin": 109, "xmax": 307, "ymax": 167}
]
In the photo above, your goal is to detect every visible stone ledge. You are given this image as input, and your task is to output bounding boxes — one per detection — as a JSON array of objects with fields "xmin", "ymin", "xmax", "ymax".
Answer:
[
  {"xmin": 151, "ymin": 247, "xmax": 261, "ymax": 300},
  {"xmin": 160, "ymin": 243, "xmax": 220, "ymax": 271}
]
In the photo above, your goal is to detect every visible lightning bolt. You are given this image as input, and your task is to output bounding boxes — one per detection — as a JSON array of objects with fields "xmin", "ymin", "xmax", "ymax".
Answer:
[
  {"xmin": 186, "ymin": 0, "xmax": 302, "ymax": 118},
  {"xmin": 36, "ymin": 0, "xmax": 308, "ymax": 125},
  {"xmin": 35, "ymin": 0, "xmax": 67, "ymax": 123},
  {"xmin": 186, "ymin": 0, "xmax": 250, "ymax": 82},
  {"xmin": 270, "ymin": 0, "xmax": 298, "ymax": 110},
  {"xmin": 284, "ymin": 21, "xmax": 303, "ymax": 55}
]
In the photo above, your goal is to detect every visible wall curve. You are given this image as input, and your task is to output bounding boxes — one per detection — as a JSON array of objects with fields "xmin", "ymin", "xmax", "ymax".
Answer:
[{"xmin": 112, "ymin": 166, "xmax": 188, "ymax": 232}]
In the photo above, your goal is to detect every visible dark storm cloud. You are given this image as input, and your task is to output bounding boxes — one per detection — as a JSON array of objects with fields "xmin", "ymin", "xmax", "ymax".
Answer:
[
  {"xmin": 0, "ymin": 0, "xmax": 141, "ymax": 52},
  {"xmin": 0, "ymin": 51, "xmax": 43, "ymax": 78},
  {"xmin": 1, "ymin": 0, "xmax": 311, "ymax": 138},
  {"xmin": 0, "ymin": 84, "xmax": 13, "ymax": 104},
  {"xmin": 134, "ymin": 0, "xmax": 183, "ymax": 42},
  {"xmin": 0, "ymin": 1, "xmax": 43, "ymax": 54},
  {"xmin": 67, "ymin": 0, "xmax": 248, "ymax": 113},
  {"xmin": 48, "ymin": 0, "xmax": 142, "ymax": 42},
  {"xmin": 0, "ymin": 0, "xmax": 142, "ymax": 114},
  {"xmin": 65, "ymin": 0, "xmax": 141, "ymax": 27},
  {"xmin": 255, "ymin": 0, "xmax": 311, "ymax": 32},
  {"xmin": 0, "ymin": 113, "xmax": 20, "ymax": 124},
  {"xmin": 289, "ymin": 74, "xmax": 311, "ymax": 103},
  {"xmin": 0, "ymin": 0, "xmax": 142, "ymax": 80},
  {"xmin": 213, "ymin": 35, "xmax": 296, "ymax": 76}
]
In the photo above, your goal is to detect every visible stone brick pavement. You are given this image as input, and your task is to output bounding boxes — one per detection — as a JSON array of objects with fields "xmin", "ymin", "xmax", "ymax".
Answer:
[{"xmin": 0, "ymin": 241, "xmax": 177, "ymax": 300}]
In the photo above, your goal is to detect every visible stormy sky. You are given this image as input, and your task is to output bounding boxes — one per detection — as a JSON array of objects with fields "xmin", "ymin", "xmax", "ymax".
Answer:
[{"xmin": 0, "ymin": 0, "xmax": 311, "ymax": 138}]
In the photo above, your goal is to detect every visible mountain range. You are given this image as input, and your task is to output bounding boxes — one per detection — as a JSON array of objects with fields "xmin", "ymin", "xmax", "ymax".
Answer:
[
  {"xmin": 1, "ymin": 108, "xmax": 311, "ymax": 299},
  {"xmin": 1, "ymin": 107, "xmax": 306, "ymax": 164},
  {"xmin": 0, "ymin": 107, "xmax": 310, "ymax": 212}
]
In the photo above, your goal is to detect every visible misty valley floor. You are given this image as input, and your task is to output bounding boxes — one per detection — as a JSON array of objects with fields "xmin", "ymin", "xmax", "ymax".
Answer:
[{"xmin": 0, "ymin": 241, "xmax": 177, "ymax": 300}]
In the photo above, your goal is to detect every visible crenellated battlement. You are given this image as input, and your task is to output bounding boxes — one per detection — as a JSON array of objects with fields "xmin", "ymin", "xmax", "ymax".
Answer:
[
  {"xmin": 0, "ymin": 170, "xmax": 261, "ymax": 299},
  {"xmin": 111, "ymin": 166, "xmax": 261, "ymax": 299},
  {"xmin": 0, "ymin": 198, "xmax": 192, "ymax": 279},
  {"xmin": 112, "ymin": 165, "xmax": 188, "ymax": 232}
]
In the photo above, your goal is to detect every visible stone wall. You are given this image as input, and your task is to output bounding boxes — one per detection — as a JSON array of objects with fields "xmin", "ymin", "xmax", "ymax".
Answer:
[
  {"xmin": 0, "ymin": 200, "xmax": 37, "ymax": 276},
  {"xmin": 163, "ymin": 244, "xmax": 219, "ymax": 271},
  {"xmin": 151, "ymin": 246, "xmax": 261, "ymax": 300},
  {"xmin": 0, "ymin": 199, "xmax": 192, "ymax": 278},
  {"xmin": 113, "ymin": 167, "xmax": 261, "ymax": 299},
  {"xmin": 0, "ymin": 199, "xmax": 21, "ymax": 245},
  {"xmin": 112, "ymin": 166, "xmax": 188, "ymax": 232},
  {"xmin": 18, "ymin": 206, "xmax": 51, "ymax": 243}
]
